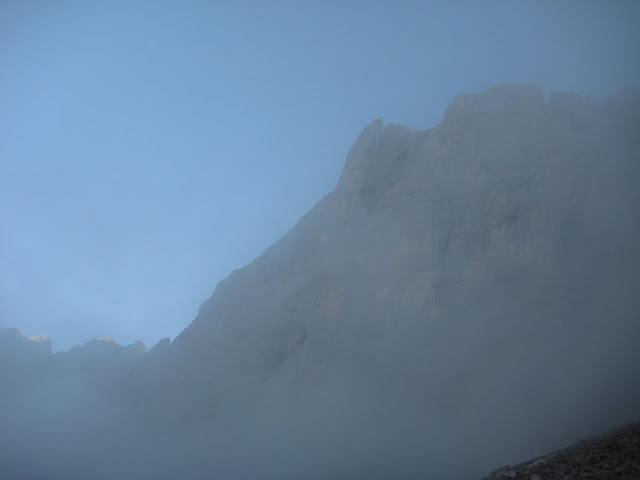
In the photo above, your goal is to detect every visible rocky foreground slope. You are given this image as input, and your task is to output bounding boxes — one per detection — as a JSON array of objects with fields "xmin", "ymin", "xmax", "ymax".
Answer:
[
  {"xmin": 486, "ymin": 422, "xmax": 640, "ymax": 479},
  {"xmin": 1, "ymin": 84, "xmax": 639, "ymax": 479}
]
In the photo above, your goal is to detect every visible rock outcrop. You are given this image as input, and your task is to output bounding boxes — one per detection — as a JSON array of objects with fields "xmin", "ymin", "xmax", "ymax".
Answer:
[{"xmin": 486, "ymin": 422, "xmax": 640, "ymax": 479}]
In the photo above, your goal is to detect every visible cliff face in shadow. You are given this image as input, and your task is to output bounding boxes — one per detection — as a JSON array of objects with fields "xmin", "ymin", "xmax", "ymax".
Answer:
[{"xmin": 2, "ymin": 85, "xmax": 639, "ymax": 480}]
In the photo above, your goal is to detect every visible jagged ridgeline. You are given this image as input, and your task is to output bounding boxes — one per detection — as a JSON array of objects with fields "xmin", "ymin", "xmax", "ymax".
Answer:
[{"xmin": 1, "ymin": 85, "xmax": 639, "ymax": 480}]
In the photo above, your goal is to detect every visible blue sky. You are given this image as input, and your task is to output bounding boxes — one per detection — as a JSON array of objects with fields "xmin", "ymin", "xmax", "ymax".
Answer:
[{"xmin": 1, "ymin": 1, "xmax": 639, "ymax": 350}]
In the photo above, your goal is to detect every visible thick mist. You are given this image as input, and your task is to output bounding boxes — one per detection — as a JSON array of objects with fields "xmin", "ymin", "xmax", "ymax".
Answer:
[
  {"xmin": 2, "ymin": 85, "xmax": 640, "ymax": 479},
  {"xmin": 2, "ymin": 3, "xmax": 640, "ymax": 480}
]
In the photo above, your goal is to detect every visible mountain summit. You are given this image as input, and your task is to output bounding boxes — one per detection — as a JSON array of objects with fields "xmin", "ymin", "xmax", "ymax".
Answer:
[{"xmin": 2, "ymin": 85, "xmax": 639, "ymax": 480}]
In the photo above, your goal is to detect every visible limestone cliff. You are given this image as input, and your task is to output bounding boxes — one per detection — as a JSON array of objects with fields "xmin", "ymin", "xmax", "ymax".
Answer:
[{"xmin": 2, "ymin": 85, "xmax": 639, "ymax": 480}]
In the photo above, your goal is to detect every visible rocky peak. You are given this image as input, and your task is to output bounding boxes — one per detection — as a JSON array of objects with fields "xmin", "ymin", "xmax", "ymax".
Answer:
[
  {"xmin": 65, "ymin": 336, "xmax": 124, "ymax": 366},
  {"xmin": 0, "ymin": 328, "xmax": 52, "ymax": 358},
  {"xmin": 336, "ymin": 119, "xmax": 419, "ymax": 212},
  {"xmin": 336, "ymin": 118, "xmax": 385, "ymax": 195},
  {"xmin": 335, "ymin": 84, "xmax": 550, "ymax": 214},
  {"xmin": 125, "ymin": 340, "xmax": 148, "ymax": 353},
  {"xmin": 443, "ymin": 83, "xmax": 545, "ymax": 122}
]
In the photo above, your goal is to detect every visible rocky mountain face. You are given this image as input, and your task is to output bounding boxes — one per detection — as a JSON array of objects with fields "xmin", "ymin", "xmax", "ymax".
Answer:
[{"xmin": 1, "ymin": 85, "xmax": 639, "ymax": 479}]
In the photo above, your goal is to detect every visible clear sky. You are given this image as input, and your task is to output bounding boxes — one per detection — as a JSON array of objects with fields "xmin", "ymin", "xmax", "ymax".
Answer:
[{"xmin": 1, "ymin": 1, "xmax": 639, "ymax": 351}]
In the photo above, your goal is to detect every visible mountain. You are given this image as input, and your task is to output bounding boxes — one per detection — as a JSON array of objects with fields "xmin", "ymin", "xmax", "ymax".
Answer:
[{"xmin": 1, "ymin": 84, "xmax": 639, "ymax": 479}]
